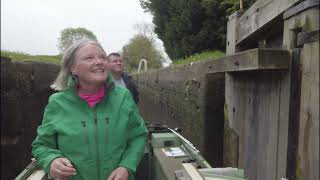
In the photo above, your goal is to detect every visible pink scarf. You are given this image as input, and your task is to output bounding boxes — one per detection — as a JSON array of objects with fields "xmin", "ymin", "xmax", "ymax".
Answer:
[{"xmin": 78, "ymin": 87, "xmax": 105, "ymax": 108}]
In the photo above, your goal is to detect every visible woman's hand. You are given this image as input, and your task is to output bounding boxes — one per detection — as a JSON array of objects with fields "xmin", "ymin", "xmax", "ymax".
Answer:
[
  {"xmin": 107, "ymin": 167, "xmax": 129, "ymax": 180},
  {"xmin": 49, "ymin": 157, "xmax": 76, "ymax": 180}
]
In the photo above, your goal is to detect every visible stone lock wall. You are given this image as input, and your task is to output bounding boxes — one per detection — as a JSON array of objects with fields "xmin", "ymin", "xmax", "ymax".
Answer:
[
  {"xmin": 1, "ymin": 57, "xmax": 60, "ymax": 180},
  {"xmin": 134, "ymin": 64, "xmax": 225, "ymax": 167}
]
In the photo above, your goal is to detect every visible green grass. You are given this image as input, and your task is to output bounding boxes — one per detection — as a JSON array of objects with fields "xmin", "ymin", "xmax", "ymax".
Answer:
[
  {"xmin": 1, "ymin": 50, "xmax": 61, "ymax": 64},
  {"xmin": 173, "ymin": 50, "xmax": 225, "ymax": 65}
]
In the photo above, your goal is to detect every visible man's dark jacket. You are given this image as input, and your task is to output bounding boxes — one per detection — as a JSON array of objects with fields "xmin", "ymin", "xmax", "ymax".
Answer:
[{"xmin": 122, "ymin": 72, "xmax": 139, "ymax": 104}]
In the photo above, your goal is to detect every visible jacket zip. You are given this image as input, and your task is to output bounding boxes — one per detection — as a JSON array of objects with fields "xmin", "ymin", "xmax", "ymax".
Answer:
[
  {"xmin": 73, "ymin": 83, "xmax": 114, "ymax": 179},
  {"xmin": 93, "ymin": 108, "xmax": 101, "ymax": 180},
  {"xmin": 81, "ymin": 121, "xmax": 92, "ymax": 159}
]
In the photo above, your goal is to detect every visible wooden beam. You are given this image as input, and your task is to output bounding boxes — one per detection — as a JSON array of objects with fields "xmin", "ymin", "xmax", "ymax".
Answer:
[
  {"xmin": 135, "ymin": 48, "xmax": 289, "ymax": 86},
  {"xmin": 283, "ymin": 0, "xmax": 319, "ymax": 20},
  {"xmin": 226, "ymin": 10, "xmax": 244, "ymax": 55},
  {"xmin": 297, "ymin": 41, "xmax": 319, "ymax": 180},
  {"xmin": 285, "ymin": 48, "xmax": 302, "ymax": 180},
  {"xmin": 189, "ymin": 48, "xmax": 289, "ymax": 74},
  {"xmin": 297, "ymin": 30, "xmax": 320, "ymax": 47},
  {"xmin": 15, "ymin": 161, "xmax": 41, "ymax": 180},
  {"xmin": 182, "ymin": 163, "xmax": 205, "ymax": 180},
  {"xmin": 27, "ymin": 170, "xmax": 46, "ymax": 180},
  {"xmin": 283, "ymin": 4, "xmax": 320, "ymax": 49},
  {"xmin": 236, "ymin": 0, "xmax": 299, "ymax": 45},
  {"xmin": 145, "ymin": 48, "xmax": 289, "ymax": 92}
]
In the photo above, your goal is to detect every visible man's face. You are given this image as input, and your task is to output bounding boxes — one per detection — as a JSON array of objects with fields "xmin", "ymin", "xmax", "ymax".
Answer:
[{"xmin": 108, "ymin": 55, "xmax": 124, "ymax": 73}]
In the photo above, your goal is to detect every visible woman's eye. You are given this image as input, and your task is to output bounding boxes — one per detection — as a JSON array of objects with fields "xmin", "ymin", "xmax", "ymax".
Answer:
[
  {"xmin": 83, "ymin": 56, "xmax": 94, "ymax": 62},
  {"xmin": 100, "ymin": 56, "xmax": 107, "ymax": 60}
]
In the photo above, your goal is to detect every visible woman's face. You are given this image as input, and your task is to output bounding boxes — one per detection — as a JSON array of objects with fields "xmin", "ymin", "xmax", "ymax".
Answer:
[{"xmin": 71, "ymin": 43, "xmax": 109, "ymax": 87}]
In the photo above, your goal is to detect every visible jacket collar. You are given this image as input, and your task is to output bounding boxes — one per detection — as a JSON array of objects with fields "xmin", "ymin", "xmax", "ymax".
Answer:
[{"xmin": 67, "ymin": 72, "xmax": 115, "ymax": 95}]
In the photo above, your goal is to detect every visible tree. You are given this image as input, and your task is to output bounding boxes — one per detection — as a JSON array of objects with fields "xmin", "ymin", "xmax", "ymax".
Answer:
[
  {"xmin": 133, "ymin": 22, "xmax": 157, "ymax": 42},
  {"xmin": 224, "ymin": 0, "xmax": 257, "ymax": 14},
  {"xmin": 57, "ymin": 27, "xmax": 98, "ymax": 52},
  {"xmin": 122, "ymin": 34, "xmax": 163, "ymax": 72},
  {"xmin": 139, "ymin": 0, "xmax": 256, "ymax": 61}
]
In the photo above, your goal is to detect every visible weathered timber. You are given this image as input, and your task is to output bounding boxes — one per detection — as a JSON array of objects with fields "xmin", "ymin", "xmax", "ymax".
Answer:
[
  {"xmin": 226, "ymin": 71, "xmax": 288, "ymax": 180},
  {"xmin": 282, "ymin": 7, "xmax": 319, "ymax": 179},
  {"xmin": 285, "ymin": 49, "xmax": 302, "ymax": 180},
  {"xmin": 283, "ymin": 7, "xmax": 320, "ymax": 49},
  {"xmin": 139, "ymin": 49, "xmax": 289, "ymax": 82},
  {"xmin": 276, "ymin": 48, "xmax": 300, "ymax": 180},
  {"xmin": 297, "ymin": 30, "xmax": 320, "ymax": 47},
  {"xmin": 182, "ymin": 163, "xmax": 205, "ymax": 180},
  {"xmin": 297, "ymin": 41, "xmax": 319, "ymax": 180},
  {"xmin": 222, "ymin": 1, "xmax": 319, "ymax": 180},
  {"xmin": 189, "ymin": 48, "xmax": 289, "ymax": 73},
  {"xmin": 236, "ymin": 0, "xmax": 299, "ymax": 45},
  {"xmin": 222, "ymin": 126, "xmax": 239, "ymax": 167},
  {"xmin": 227, "ymin": 10, "xmax": 244, "ymax": 55},
  {"xmin": 283, "ymin": 0, "xmax": 320, "ymax": 20},
  {"xmin": 225, "ymin": 8, "xmax": 242, "ymax": 170},
  {"xmin": 14, "ymin": 160, "xmax": 42, "ymax": 180}
]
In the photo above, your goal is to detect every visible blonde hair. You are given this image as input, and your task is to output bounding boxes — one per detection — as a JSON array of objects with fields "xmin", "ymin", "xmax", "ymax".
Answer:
[{"xmin": 51, "ymin": 39, "xmax": 106, "ymax": 91}]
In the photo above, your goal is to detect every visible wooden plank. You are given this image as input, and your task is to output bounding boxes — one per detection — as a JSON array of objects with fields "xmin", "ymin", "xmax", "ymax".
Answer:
[
  {"xmin": 137, "ymin": 49, "xmax": 290, "ymax": 95},
  {"xmin": 275, "ymin": 49, "xmax": 298, "ymax": 180},
  {"xmin": 282, "ymin": 7, "xmax": 319, "ymax": 179},
  {"xmin": 226, "ymin": 10, "xmax": 244, "ymax": 55},
  {"xmin": 206, "ymin": 178, "xmax": 243, "ymax": 180},
  {"xmin": 27, "ymin": 170, "xmax": 46, "ymax": 180},
  {"xmin": 297, "ymin": 30, "xmax": 320, "ymax": 47},
  {"xmin": 182, "ymin": 163, "xmax": 205, "ymax": 180},
  {"xmin": 199, "ymin": 168, "xmax": 244, "ymax": 177},
  {"xmin": 283, "ymin": 0, "xmax": 319, "ymax": 20},
  {"xmin": 236, "ymin": 0, "xmax": 299, "ymax": 45},
  {"xmin": 257, "ymin": 73, "xmax": 281, "ymax": 180},
  {"xmin": 283, "ymin": 7, "xmax": 320, "ymax": 49},
  {"xmin": 225, "ymin": 73, "xmax": 247, "ymax": 169},
  {"xmin": 284, "ymin": 48, "xmax": 302, "ymax": 180},
  {"xmin": 190, "ymin": 48, "xmax": 289, "ymax": 74},
  {"xmin": 222, "ymin": 126, "xmax": 239, "ymax": 167},
  {"xmin": 227, "ymin": 71, "xmax": 284, "ymax": 180},
  {"xmin": 144, "ymin": 49, "xmax": 289, "ymax": 85},
  {"xmin": 242, "ymin": 75, "xmax": 258, "ymax": 179},
  {"xmin": 297, "ymin": 41, "xmax": 319, "ymax": 180},
  {"xmin": 204, "ymin": 176, "xmax": 245, "ymax": 180},
  {"xmin": 224, "ymin": 73, "xmax": 240, "ymax": 168},
  {"xmin": 15, "ymin": 161, "xmax": 41, "ymax": 180}
]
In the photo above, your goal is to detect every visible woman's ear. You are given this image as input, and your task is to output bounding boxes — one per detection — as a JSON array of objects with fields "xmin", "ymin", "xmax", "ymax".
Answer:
[{"xmin": 70, "ymin": 65, "xmax": 77, "ymax": 75}]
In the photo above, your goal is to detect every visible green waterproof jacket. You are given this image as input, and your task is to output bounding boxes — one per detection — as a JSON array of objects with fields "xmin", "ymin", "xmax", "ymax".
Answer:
[{"xmin": 32, "ymin": 75, "xmax": 148, "ymax": 180}]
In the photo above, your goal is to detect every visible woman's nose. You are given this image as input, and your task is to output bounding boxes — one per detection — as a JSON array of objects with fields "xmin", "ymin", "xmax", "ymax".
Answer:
[{"xmin": 93, "ymin": 57, "xmax": 104, "ymax": 64}]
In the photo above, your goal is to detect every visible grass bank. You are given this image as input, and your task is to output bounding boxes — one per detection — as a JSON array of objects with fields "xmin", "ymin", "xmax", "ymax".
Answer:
[
  {"xmin": 1, "ymin": 50, "xmax": 61, "ymax": 64},
  {"xmin": 173, "ymin": 50, "xmax": 225, "ymax": 65}
]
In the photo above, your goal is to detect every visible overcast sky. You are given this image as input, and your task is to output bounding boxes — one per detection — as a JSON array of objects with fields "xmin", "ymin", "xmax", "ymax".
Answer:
[{"xmin": 1, "ymin": 0, "xmax": 158, "ymax": 56}]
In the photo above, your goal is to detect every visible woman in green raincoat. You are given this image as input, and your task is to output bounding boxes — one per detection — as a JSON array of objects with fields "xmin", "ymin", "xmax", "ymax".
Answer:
[{"xmin": 32, "ymin": 40, "xmax": 148, "ymax": 180}]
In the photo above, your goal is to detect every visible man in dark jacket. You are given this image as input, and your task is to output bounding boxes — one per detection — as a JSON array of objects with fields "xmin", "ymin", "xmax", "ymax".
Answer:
[{"xmin": 107, "ymin": 53, "xmax": 139, "ymax": 104}]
